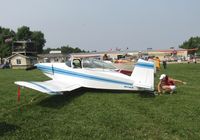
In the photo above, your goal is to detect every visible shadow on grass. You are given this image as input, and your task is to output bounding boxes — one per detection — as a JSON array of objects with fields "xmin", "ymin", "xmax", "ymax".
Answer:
[
  {"xmin": 37, "ymin": 88, "xmax": 156, "ymax": 109},
  {"xmin": 81, "ymin": 88, "xmax": 156, "ymax": 98},
  {"xmin": 37, "ymin": 88, "xmax": 86, "ymax": 109},
  {"xmin": 0, "ymin": 122, "xmax": 20, "ymax": 137},
  {"xmin": 83, "ymin": 88, "xmax": 135, "ymax": 94},
  {"xmin": 137, "ymin": 91, "xmax": 156, "ymax": 98}
]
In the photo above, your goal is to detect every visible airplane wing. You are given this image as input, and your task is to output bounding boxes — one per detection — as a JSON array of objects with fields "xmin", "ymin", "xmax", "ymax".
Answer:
[{"xmin": 14, "ymin": 80, "xmax": 81, "ymax": 95}]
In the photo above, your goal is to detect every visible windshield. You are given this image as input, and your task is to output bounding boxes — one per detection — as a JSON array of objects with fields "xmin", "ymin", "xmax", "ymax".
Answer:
[
  {"xmin": 65, "ymin": 60, "xmax": 71, "ymax": 67},
  {"xmin": 82, "ymin": 58, "xmax": 116, "ymax": 69}
]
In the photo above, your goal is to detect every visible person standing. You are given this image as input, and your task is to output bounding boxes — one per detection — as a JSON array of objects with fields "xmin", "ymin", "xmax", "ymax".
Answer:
[
  {"xmin": 154, "ymin": 57, "xmax": 161, "ymax": 71},
  {"xmin": 162, "ymin": 56, "xmax": 167, "ymax": 69}
]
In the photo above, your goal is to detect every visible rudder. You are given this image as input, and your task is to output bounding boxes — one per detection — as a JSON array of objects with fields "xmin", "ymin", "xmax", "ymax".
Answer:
[{"xmin": 131, "ymin": 59, "xmax": 154, "ymax": 91}]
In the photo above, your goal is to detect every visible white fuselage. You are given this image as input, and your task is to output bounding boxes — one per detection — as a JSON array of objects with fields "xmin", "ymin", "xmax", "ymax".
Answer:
[{"xmin": 36, "ymin": 63, "xmax": 139, "ymax": 91}]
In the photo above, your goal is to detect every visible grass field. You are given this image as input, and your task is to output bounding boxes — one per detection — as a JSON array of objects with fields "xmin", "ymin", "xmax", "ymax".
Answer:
[{"xmin": 0, "ymin": 64, "xmax": 200, "ymax": 140}]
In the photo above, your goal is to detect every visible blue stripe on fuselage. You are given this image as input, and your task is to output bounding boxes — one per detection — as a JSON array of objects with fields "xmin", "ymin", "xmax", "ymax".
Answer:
[
  {"xmin": 36, "ymin": 65, "xmax": 133, "ymax": 86},
  {"xmin": 135, "ymin": 62, "xmax": 154, "ymax": 69}
]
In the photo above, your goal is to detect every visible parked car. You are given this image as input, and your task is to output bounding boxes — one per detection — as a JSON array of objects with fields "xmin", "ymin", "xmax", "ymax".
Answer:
[{"xmin": 0, "ymin": 63, "xmax": 10, "ymax": 69}]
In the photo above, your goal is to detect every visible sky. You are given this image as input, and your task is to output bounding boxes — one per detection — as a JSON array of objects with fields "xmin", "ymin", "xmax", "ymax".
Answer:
[{"xmin": 1, "ymin": 0, "xmax": 200, "ymax": 51}]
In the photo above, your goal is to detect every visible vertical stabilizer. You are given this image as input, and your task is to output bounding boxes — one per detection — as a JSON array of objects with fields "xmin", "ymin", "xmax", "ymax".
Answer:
[{"xmin": 131, "ymin": 59, "xmax": 154, "ymax": 91}]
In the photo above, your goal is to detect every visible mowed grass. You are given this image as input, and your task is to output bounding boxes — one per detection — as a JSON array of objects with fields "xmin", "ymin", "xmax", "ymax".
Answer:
[{"xmin": 0, "ymin": 64, "xmax": 200, "ymax": 140}]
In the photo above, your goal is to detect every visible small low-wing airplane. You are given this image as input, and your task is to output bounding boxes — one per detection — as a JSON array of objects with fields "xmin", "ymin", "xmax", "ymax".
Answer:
[{"xmin": 15, "ymin": 58, "xmax": 154, "ymax": 95}]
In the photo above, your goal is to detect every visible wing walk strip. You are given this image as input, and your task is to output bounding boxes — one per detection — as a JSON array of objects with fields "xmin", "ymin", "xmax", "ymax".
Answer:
[{"xmin": 36, "ymin": 65, "xmax": 133, "ymax": 86}]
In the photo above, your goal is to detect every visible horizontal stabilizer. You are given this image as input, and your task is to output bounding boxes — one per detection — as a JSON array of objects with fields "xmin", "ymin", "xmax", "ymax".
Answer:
[{"xmin": 14, "ymin": 80, "xmax": 81, "ymax": 95}]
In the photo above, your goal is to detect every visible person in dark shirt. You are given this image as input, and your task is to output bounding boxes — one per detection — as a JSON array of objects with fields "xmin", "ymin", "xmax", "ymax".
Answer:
[{"xmin": 162, "ymin": 56, "xmax": 167, "ymax": 69}]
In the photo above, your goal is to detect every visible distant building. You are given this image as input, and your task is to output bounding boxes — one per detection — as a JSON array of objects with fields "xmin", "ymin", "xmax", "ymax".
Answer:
[
  {"xmin": 7, "ymin": 41, "xmax": 37, "ymax": 69},
  {"xmin": 7, "ymin": 53, "xmax": 37, "ymax": 69},
  {"xmin": 70, "ymin": 51, "xmax": 131, "ymax": 61},
  {"xmin": 37, "ymin": 49, "xmax": 67, "ymax": 63},
  {"xmin": 37, "ymin": 53, "xmax": 66, "ymax": 63},
  {"xmin": 12, "ymin": 41, "xmax": 37, "ymax": 55},
  {"xmin": 146, "ymin": 49, "xmax": 188, "ymax": 60},
  {"xmin": 49, "ymin": 50, "xmax": 61, "ymax": 54}
]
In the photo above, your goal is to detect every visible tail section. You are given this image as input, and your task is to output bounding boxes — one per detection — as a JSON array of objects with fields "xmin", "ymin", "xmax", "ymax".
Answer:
[{"xmin": 131, "ymin": 59, "xmax": 154, "ymax": 91}]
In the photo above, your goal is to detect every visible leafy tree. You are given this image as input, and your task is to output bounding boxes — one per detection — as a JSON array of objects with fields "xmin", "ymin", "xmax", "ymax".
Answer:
[
  {"xmin": 42, "ymin": 47, "xmax": 61, "ymax": 54},
  {"xmin": 16, "ymin": 26, "xmax": 46, "ymax": 54},
  {"xmin": 61, "ymin": 45, "xmax": 85, "ymax": 54},
  {"xmin": 179, "ymin": 36, "xmax": 200, "ymax": 53},
  {"xmin": 0, "ymin": 27, "xmax": 15, "ymax": 63},
  {"xmin": 1, "ymin": 25, "xmax": 86, "ymax": 60},
  {"xmin": 42, "ymin": 48, "xmax": 52, "ymax": 54},
  {"xmin": 31, "ymin": 31, "xmax": 46, "ymax": 54},
  {"xmin": 0, "ymin": 44, "xmax": 11, "ymax": 58},
  {"xmin": 43, "ymin": 45, "xmax": 86, "ymax": 54},
  {"xmin": 16, "ymin": 26, "xmax": 32, "ymax": 41}
]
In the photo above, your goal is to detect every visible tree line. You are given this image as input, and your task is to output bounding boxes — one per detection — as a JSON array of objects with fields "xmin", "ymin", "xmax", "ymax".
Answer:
[
  {"xmin": 43, "ymin": 45, "xmax": 86, "ymax": 54},
  {"xmin": 1, "ymin": 25, "xmax": 200, "ymax": 60},
  {"xmin": 0, "ymin": 26, "xmax": 86, "ymax": 60},
  {"xmin": 179, "ymin": 36, "xmax": 200, "ymax": 54},
  {"xmin": 0, "ymin": 26, "xmax": 46, "ymax": 59}
]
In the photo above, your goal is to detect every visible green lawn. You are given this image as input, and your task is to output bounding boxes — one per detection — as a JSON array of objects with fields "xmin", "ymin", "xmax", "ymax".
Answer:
[{"xmin": 0, "ymin": 64, "xmax": 200, "ymax": 140}]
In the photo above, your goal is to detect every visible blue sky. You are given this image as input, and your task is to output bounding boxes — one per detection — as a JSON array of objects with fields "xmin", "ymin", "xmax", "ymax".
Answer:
[{"xmin": 1, "ymin": 0, "xmax": 200, "ymax": 51}]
